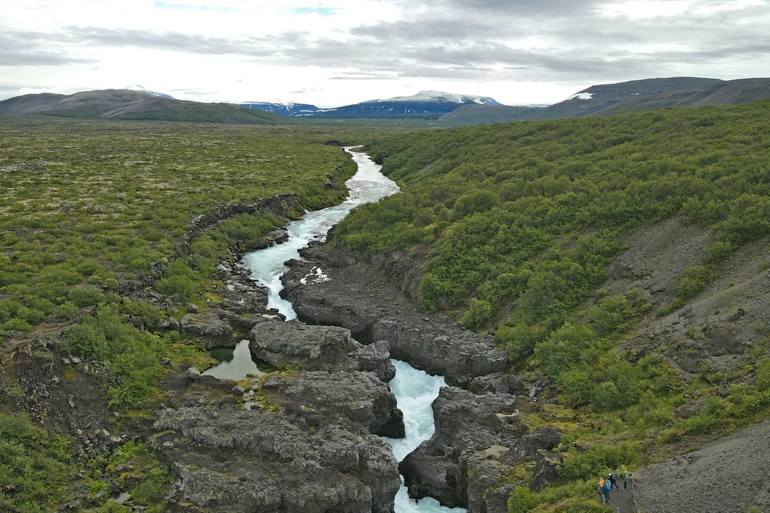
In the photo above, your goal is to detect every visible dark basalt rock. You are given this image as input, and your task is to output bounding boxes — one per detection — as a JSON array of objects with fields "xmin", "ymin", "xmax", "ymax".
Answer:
[
  {"xmin": 281, "ymin": 255, "xmax": 508, "ymax": 387},
  {"xmin": 468, "ymin": 372, "xmax": 525, "ymax": 395},
  {"xmin": 263, "ymin": 370, "xmax": 404, "ymax": 437},
  {"xmin": 530, "ymin": 449, "xmax": 564, "ymax": 491},
  {"xmin": 180, "ymin": 312, "xmax": 234, "ymax": 349},
  {"xmin": 398, "ymin": 386, "xmax": 560, "ymax": 511},
  {"xmin": 152, "ymin": 407, "xmax": 401, "ymax": 513},
  {"xmin": 249, "ymin": 320, "xmax": 396, "ymax": 382}
]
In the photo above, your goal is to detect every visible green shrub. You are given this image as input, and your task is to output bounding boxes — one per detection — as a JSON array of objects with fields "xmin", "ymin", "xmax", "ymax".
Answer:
[
  {"xmin": 154, "ymin": 259, "xmax": 201, "ymax": 302},
  {"xmin": 54, "ymin": 302, "xmax": 79, "ymax": 321},
  {"xmin": 496, "ymin": 324, "xmax": 544, "ymax": 364},
  {"xmin": 535, "ymin": 323, "xmax": 605, "ymax": 378},
  {"xmin": 676, "ymin": 266, "xmax": 709, "ymax": 301},
  {"xmin": 68, "ymin": 285, "xmax": 106, "ymax": 307},
  {"xmin": 2, "ymin": 318, "xmax": 32, "ymax": 332},
  {"xmin": 0, "ymin": 413, "xmax": 72, "ymax": 512},
  {"xmin": 705, "ymin": 240, "xmax": 733, "ymax": 263},
  {"xmin": 508, "ymin": 486, "xmax": 541, "ymax": 513},
  {"xmin": 460, "ymin": 298, "xmax": 493, "ymax": 328},
  {"xmin": 560, "ymin": 443, "xmax": 638, "ymax": 481},
  {"xmin": 757, "ymin": 358, "xmax": 770, "ymax": 391}
]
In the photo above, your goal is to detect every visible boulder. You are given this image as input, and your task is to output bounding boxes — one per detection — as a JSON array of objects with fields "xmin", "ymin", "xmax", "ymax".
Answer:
[
  {"xmin": 530, "ymin": 449, "xmax": 564, "ymax": 491},
  {"xmin": 468, "ymin": 373, "xmax": 525, "ymax": 395},
  {"xmin": 708, "ymin": 326, "xmax": 743, "ymax": 354},
  {"xmin": 249, "ymin": 320, "xmax": 395, "ymax": 382},
  {"xmin": 262, "ymin": 370, "xmax": 404, "ymax": 437},
  {"xmin": 157, "ymin": 318, "xmax": 180, "ymax": 331},
  {"xmin": 180, "ymin": 312, "xmax": 234, "ymax": 349}
]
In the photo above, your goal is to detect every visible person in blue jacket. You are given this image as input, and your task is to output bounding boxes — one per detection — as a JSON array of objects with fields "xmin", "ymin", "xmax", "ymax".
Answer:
[{"xmin": 603, "ymin": 479, "xmax": 611, "ymax": 502}]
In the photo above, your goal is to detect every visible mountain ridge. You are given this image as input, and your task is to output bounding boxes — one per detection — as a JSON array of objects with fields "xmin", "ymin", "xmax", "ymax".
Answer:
[
  {"xmin": 240, "ymin": 90, "xmax": 505, "ymax": 119},
  {"xmin": 438, "ymin": 77, "xmax": 770, "ymax": 125},
  {"xmin": 0, "ymin": 89, "xmax": 287, "ymax": 124},
  {"xmin": 4, "ymin": 77, "xmax": 770, "ymax": 125}
]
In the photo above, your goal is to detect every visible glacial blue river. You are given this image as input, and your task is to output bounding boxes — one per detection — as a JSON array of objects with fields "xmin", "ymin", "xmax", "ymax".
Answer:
[{"xmin": 205, "ymin": 148, "xmax": 466, "ymax": 513}]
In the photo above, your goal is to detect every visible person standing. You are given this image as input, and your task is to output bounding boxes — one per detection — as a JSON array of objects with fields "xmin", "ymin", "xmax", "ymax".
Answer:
[
  {"xmin": 609, "ymin": 473, "xmax": 619, "ymax": 490},
  {"xmin": 603, "ymin": 479, "xmax": 612, "ymax": 502},
  {"xmin": 624, "ymin": 470, "xmax": 635, "ymax": 490},
  {"xmin": 598, "ymin": 477, "xmax": 607, "ymax": 503}
]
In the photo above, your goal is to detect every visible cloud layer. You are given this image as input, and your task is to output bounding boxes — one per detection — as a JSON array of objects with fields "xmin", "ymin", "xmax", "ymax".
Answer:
[{"xmin": 1, "ymin": 0, "xmax": 768, "ymax": 105}]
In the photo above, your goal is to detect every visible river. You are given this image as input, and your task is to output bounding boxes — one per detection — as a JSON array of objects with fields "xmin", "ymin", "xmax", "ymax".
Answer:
[{"xmin": 205, "ymin": 148, "xmax": 466, "ymax": 513}]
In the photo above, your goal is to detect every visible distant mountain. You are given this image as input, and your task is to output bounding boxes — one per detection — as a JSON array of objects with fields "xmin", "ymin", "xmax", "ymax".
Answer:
[
  {"xmin": 240, "ymin": 102, "xmax": 320, "ymax": 117},
  {"xmin": 241, "ymin": 90, "xmax": 501, "ymax": 119},
  {"xmin": 436, "ymin": 77, "xmax": 770, "ymax": 125},
  {"xmin": 594, "ymin": 77, "xmax": 770, "ymax": 116},
  {"xmin": 0, "ymin": 89, "xmax": 287, "ymax": 124},
  {"xmin": 522, "ymin": 77, "xmax": 724, "ymax": 120}
]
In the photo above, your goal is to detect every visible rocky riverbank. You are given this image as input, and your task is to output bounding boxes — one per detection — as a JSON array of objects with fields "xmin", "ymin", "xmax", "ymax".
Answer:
[
  {"xmin": 154, "ymin": 354, "xmax": 403, "ymax": 512},
  {"xmin": 281, "ymin": 243, "xmax": 509, "ymax": 388},
  {"xmin": 279, "ymin": 240, "xmax": 567, "ymax": 512}
]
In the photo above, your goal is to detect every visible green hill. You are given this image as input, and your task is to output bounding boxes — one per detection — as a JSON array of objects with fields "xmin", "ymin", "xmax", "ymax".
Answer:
[
  {"xmin": 335, "ymin": 100, "xmax": 770, "ymax": 509},
  {"xmin": 0, "ymin": 89, "xmax": 288, "ymax": 124}
]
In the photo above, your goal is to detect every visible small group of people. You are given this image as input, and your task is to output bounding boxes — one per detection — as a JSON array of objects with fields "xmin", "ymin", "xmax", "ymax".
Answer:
[{"xmin": 597, "ymin": 470, "xmax": 635, "ymax": 503}]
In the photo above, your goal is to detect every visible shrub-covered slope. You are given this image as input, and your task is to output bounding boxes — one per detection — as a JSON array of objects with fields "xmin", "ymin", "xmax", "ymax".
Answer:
[{"xmin": 334, "ymin": 100, "xmax": 770, "ymax": 510}]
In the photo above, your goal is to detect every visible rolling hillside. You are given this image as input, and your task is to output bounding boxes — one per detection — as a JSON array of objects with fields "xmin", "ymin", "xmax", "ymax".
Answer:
[
  {"xmin": 0, "ymin": 89, "xmax": 287, "ymax": 124},
  {"xmin": 436, "ymin": 77, "xmax": 770, "ymax": 125}
]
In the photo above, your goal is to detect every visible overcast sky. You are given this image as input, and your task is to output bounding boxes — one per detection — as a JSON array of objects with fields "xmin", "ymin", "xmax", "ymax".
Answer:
[{"xmin": 1, "ymin": 0, "xmax": 768, "ymax": 106}]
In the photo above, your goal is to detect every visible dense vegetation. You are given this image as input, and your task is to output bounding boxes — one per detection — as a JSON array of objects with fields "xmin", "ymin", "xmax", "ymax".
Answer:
[
  {"xmin": 334, "ymin": 100, "xmax": 770, "ymax": 510},
  {"xmin": 0, "ymin": 117, "xmax": 376, "ymax": 511},
  {"xmin": 0, "ymin": 117, "xmax": 356, "ymax": 335}
]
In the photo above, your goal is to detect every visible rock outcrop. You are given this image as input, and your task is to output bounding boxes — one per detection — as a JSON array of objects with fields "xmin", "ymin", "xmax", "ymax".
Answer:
[
  {"xmin": 249, "ymin": 320, "xmax": 396, "ymax": 382},
  {"xmin": 121, "ymin": 194, "xmax": 301, "ymax": 294},
  {"xmin": 153, "ymin": 406, "xmax": 401, "ymax": 513},
  {"xmin": 180, "ymin": 312, "xmax": 234, "ymax": 349},
  {"xmin": 263, "ymin": 370, "xmax": 404, "ymax": 437},
  {"xmin": 281, "ymin": 249, "xmax": 508, "ymax": 387},
  {"xmin": 399, "ymin": 386, "xmax": 560, "ymax": 511}
]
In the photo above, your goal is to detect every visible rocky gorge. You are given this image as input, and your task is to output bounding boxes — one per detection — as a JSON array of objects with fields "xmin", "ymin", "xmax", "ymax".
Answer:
[
  {"xmin": 140, "ymin": 149, "xmax": 550, "ymax": 513},
  {"xmin": 276, "ymin": 239, "xmax": 560, "ymax": 513},
  {"xmin": 6, "ymin": 144, "xmax": 769, "ymax": 513}
]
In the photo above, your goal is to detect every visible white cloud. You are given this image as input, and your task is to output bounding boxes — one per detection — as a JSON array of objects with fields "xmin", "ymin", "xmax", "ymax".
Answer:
[{"xmin": 0, "ymin": 0, "xmax": 769, "ymax": 106}]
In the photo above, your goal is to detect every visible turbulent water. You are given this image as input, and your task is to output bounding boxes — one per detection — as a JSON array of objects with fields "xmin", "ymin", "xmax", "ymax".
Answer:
[
  {"xmin": 242, "ymin": 147, "xmax": 400, "ymax": 320},
  {"xmin": 387, "ymin": 360, "xmax": 467, "ymax": 513},
  {"xmin": 206, "ymin": 149, "xmax": 466, "ymax": 512}
]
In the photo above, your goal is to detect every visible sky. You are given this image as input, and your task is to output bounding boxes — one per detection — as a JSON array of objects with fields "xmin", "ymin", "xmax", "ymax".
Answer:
[{"xmin": 1, "ymin": 0, "xmax": 769, "ymax": 107}]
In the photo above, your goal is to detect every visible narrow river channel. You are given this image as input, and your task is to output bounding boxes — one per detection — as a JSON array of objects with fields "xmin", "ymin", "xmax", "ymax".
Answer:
[{"xmin": 205, "ymin": 148, "xmax": 466, "ymax": 512}]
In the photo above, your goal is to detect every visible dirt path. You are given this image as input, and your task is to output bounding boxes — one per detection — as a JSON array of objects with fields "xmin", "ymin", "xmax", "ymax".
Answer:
[{"xmin": 605, "ymin": 485, "xmax": 639, "ymax": 513}]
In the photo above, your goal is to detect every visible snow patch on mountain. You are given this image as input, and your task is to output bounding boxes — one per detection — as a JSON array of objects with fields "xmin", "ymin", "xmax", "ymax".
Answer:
[
  {"xmin": 243, "ymin": 101, "xmax": 298, "ymax": 110},
  {"xmin": 567, "ymin": 92, "xmax": 594, "ymax": 101},
  {"xmin": 124, "ymin": 85, "xmax": 174, "ymax": 99},
  {"xmin": 368, "ymin": 90, "xmax": 500, "ymax": 105}
]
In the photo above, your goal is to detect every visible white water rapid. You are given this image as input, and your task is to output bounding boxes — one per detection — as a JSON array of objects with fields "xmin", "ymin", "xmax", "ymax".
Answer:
[
  {"xmin": 242, "ymin": 147, "xmax": 400, "ymax": 320},
  {"xmin": 206, "ymin": 148, "xmax": 466, "ymax": 512}
]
